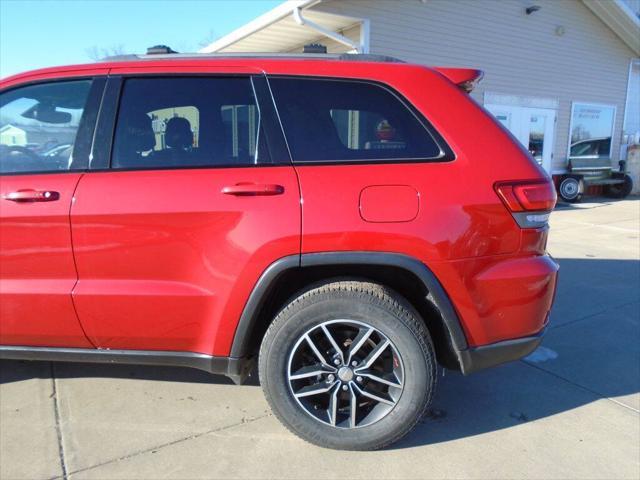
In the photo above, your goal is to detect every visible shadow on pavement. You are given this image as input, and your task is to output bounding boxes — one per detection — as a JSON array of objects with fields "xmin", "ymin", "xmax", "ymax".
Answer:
[
  {"xmin": 1, "ymin": 257, "xmax": 638, "ymax": 449},
  {"xmin": 398, "ymin": 257, "xmax": 639, "ymax": 449},
  {"xmin": 554, "ymin": 195, "xmax": 639, "ymax": 210}
]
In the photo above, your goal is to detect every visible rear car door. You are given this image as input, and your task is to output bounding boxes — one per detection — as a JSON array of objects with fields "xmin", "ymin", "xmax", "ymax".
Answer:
[
  {"xmin": 70, "ymin": 71, "xmax": 300, "ymax": 355},
  {"xmin": 0, "ymin": 75, "xmax": 105, "ymax": 346}
]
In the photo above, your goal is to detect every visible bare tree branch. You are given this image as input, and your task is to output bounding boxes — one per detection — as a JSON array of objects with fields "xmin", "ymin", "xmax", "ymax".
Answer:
[
  {"xmin": 85, "ymin": 44, "xmax": 127, "ymax": 61},
  {"xmin": 198, "ymin": 29, "xmax": 220, "ymax": 49}
]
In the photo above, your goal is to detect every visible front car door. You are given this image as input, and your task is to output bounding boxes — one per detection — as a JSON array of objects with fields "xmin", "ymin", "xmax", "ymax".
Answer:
[
  {"xmin": 0, "ymin": 74, "xmax": 106, "ymax": 346},
  {"xmin": 70, "ymin": 70, "xmax": 300, "ymax": 356}
]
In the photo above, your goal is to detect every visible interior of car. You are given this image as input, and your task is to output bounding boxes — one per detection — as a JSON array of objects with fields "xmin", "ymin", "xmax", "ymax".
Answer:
[{"xmin": 111, "ymin": 77, "xmax": 269, "ymax": 169}]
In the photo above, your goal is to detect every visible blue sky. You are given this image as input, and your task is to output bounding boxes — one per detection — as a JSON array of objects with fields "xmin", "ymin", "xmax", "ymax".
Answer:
[{"xmin": 0, "ymin": 0, "xmax": 282, "ymax": 78}]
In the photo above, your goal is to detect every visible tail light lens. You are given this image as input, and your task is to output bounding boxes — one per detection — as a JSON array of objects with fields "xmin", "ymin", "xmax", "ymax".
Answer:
[{"xmin": 495, "ymin": 180, "xmax": 557, "ymax": 228}]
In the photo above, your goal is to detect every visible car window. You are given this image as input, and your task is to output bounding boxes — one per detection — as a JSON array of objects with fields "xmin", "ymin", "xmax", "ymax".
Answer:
[
  {"xmin": 0, "ymin": 80, "xmax": 93, "ymax": 174},
  {"xmin": 111, "ymin": 77, "xmax": 270, "ymax": 169},
  {"xmin": 569, "ymin": 138, "xmax": 612, "ymax": 158},
  {"xmin": 269, "ymin": 78, "xmax": 444, "ymax": 163}
]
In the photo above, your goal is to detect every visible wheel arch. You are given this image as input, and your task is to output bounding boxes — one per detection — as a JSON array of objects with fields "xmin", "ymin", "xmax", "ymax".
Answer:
[{"xmin": 230, "ymin": 252, "xmax": 469, "ymax": 370}]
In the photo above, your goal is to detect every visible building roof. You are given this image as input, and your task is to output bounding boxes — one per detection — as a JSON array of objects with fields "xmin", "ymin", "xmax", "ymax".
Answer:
[
  {"xmin": 200, "ymin": 0, "xmax": 640, "ymax": 56},
  {"xmin": 0, "ymin": 124, "xmax": 25, "ymax": 134},
  {"xmin": 583, "ymin": 0, "xmax": 640, "ymax": 54},
  {"xmin": 200, "ymin": 0, "xmax": 366, "ymax": 54}
]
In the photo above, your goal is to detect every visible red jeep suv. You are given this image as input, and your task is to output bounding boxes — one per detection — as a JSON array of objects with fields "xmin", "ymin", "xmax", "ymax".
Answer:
[{"xmin": 0, "ymin": 51, "xmax": 558, "ymax": 450}]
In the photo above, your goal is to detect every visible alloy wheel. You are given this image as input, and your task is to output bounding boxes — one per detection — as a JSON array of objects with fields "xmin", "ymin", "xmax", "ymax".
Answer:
[{"xmin": 287, "ymin": 319, "xmax": 404, "ymax": 429}]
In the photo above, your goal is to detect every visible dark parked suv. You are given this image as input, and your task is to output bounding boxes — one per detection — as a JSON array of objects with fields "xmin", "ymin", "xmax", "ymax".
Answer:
[{"xmin": 0, "ymin": 51, "xmax": 558, "ymax": 450}]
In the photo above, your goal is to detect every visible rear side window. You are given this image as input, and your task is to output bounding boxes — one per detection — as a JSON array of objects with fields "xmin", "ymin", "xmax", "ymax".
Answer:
[
  {"xmin": 112, "ymin": 77, "xmax": 271, "ymax": 169},
  {"xmin": 0, "ymin": 80, "xmax": 93, "ymax": 174},
  {"xmin": 269, "ymin": 78, "xmax": 444, "ymax": 163}
]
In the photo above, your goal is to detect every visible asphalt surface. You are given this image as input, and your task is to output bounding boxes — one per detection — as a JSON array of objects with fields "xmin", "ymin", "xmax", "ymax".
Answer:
[{"xmin": 1, "ymin": 197, "xmax": 639, "ymax": 479}]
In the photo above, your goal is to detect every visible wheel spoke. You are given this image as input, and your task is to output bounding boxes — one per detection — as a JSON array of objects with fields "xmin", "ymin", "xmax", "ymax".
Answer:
[
  {"xmin": 294, "ymin": 380, "xmax": 337, "ymax": 399},
  {"xmin": 320, "ymin": 324, "xmax": 344, "ymax": 363},
  {"xmin": 356, "ymin": 338, "xmax": 390, "ymax": 370},
  {"xmin": 357, "ymin": 371, "xmax": 403, "ymax": 389},
  {"xmin": 352, "ymin": 383, "xmax": 395, "ymax": 407},
  {"xmin": 348, "ymin": 383, "xmax": 358, "ymax": 428},
  {"xmin": 288, "ymin": 320, "xmax": 404, "ymax": 430},
  {"xmin": 346, "ymin": 326, "xmax": 373, "ymax": 364},
  {"xmin": 289, "ymin": 364, "xmax": 336, "ymax": 381},
  {"xmin": 328, "ymin": 384, "xmax": 339, "ymax": 426},
  {"xmin": 304, "ymin": 334, "xmax": 329, "ymax": 366}
]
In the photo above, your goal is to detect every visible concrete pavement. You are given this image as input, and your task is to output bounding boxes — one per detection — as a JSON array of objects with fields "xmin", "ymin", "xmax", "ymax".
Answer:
[{"xmin": 1, "ymin": 197, "xmax": 639, "ymax": 479}]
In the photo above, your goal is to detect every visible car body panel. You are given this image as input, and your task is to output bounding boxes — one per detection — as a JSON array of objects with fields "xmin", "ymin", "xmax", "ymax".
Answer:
[
  {"xmin": 0, "ymin": 173, "xmax": 93, "ymax": 346},
  {"xmin": 70, "ymin": 167, "xmax": 300, "ymax": 355}
]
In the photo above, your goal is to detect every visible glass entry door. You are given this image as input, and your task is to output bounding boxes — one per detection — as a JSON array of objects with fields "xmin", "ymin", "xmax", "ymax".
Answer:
[{"xmin": 485, "ymin": 104, "xmax": 556, "ymax": 174}]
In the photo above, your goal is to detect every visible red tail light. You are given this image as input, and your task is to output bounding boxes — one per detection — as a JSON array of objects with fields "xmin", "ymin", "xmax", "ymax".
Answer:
[{"xmin": 495, "ymin": 180, "xmax": 557, "ymax": 228}]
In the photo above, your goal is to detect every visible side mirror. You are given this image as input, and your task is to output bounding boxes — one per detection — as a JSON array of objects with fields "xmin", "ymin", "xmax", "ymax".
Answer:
[{"xmin": 21, "ymin": 103, "xmax": 72, "ymax": 124}]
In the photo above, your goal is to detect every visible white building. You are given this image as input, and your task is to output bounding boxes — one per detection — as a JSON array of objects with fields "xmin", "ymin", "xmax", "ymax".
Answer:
[
  {"xmin": 202, "ymin": 0, "xmax": 640, "ymax": 177},
  {"xmin": 0, "ymin": 124, "xmax": 26, "ymax": 146}
]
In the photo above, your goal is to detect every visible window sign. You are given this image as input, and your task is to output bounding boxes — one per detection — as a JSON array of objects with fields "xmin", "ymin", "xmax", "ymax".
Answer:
[{"xmin": 568, "ymin": 103, "xmax": 615, "ymax": 159}]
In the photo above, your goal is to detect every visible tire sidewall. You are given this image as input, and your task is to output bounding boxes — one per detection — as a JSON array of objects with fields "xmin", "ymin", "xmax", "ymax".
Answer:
[
  {"xmin": 606, "ymin": 175, "xmax": 633, "ymax": 198},
  {"xmin": 260, "ymin": 290, "xmax": 434, "ymax": 450},
  {"xmin": 559, "ymin": 176, "xmax": 582, "ymax": 202}
]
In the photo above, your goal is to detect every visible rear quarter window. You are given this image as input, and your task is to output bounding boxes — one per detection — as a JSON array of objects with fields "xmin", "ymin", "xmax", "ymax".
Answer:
[{"xmin": 268, "ymin": 77, "xmax": 447, "ymax": 163}]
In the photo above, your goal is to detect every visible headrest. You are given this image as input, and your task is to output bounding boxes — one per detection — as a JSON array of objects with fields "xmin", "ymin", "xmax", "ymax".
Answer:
[
  {"xmin": 165, "ymin": 117, "xmax": 193, "ymax": 150},
  {"xmin": 124, "ymin": 112, "xmax": 155, "ymax": 153}
]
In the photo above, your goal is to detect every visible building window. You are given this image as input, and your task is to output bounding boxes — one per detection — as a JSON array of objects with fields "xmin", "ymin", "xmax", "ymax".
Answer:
[{"xmin": 568, "ymin": 103, "xmax": 616, "ymax": 160}]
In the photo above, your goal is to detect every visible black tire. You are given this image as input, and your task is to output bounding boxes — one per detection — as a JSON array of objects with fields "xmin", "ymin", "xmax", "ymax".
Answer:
[
  {"xmin": 605, "ymin": 174, "xmax": 633, "ymax": 199},
  {"xmin": 558, "ymin": 175, "xmax": 584, "ymax": 203},
  {"xmin": 258, "ymin": 280, "xmax": 436, "ymax": 451}
]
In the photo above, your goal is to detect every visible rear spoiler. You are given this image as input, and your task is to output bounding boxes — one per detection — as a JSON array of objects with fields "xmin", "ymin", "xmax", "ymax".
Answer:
[{"xmin": 434, "ymin": 68, "xmax": 484, "ymax": 93}]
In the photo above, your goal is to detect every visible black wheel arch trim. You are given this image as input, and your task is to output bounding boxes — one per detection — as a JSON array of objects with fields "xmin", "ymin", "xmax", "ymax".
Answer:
[{"xmin": 230, "ymin": 251, "xmax": 470, "ymax": 366}]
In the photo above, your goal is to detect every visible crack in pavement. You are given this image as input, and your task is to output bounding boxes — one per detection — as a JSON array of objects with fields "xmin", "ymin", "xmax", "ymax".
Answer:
[
  {"xmin": 50, "ymin": 363, "xmax": 69, "ymax": 480},
  {"xmin": 520, "ymin": 360, "xmax": 639, "ymax": 414},
  {"xmin": 528, "ymin": 300, "xmax": 639, "ymax": 414},
  {"xmin": 56, "ymin": 412, "xmax": 272, "ymax": 479},
  {"xmin": 549, "ymin": 299, "xmax": 640, "ymax": 331}
]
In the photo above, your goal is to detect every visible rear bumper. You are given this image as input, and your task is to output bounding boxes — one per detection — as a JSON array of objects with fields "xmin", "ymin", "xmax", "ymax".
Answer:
[
  {"xmin": 431, "ymin": 253, "xmax": 559, "ymax": 347},
  {"xmin": 430, "ymin": 253, "xmax": 558, "ymax": 373},
  {"xmin": 457, "ymin": 326, "xmax": 545, "ymax": 374}
]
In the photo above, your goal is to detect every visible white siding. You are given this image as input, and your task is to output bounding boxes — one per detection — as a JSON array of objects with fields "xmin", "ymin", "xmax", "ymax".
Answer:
[{"xmin": 312, "ymin": 0, "xmax": 636, "ymax": 171}]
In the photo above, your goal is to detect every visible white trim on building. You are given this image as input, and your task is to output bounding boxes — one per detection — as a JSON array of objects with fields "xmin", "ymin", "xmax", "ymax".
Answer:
[
  {"xmin": 202, "ymin": 0, "xmax": 639, "ymax": 56},
  {"xmin": 199, "ymin": 0, "xmax": 370, "ymax": 54},
  {"xmin": 582, "ymin": 0, "xmax": 640, "ymax": 54}
]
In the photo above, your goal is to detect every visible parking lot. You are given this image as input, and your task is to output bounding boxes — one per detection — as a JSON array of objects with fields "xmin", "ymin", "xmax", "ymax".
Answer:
[{"xmin": 1, "ymin": 197, "xmax": 638, "ymax": 480}]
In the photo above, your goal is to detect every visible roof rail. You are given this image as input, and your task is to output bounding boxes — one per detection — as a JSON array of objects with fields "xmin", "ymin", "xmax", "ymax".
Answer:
[{"xmin": 100, "ymin": 52, "xmax": 405, "ymax": 63}]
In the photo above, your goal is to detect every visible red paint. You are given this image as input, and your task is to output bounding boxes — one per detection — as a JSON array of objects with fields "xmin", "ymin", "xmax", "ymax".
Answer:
[
  {"xmin": 0, "ymin": 174, "xmax": 93, "ymax": 346},
  {"xmin": 1, "ymin": 57, "xmax": 558, "ymax": 356},
  {"xmin": 69, "ymin": 168, "xmax": 299, "ymax": 353}
]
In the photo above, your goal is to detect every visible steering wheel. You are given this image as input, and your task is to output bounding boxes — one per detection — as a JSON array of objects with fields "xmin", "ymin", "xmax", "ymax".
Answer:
[
  {"xmin": 3, "ymin": 145, "xmax": 41, "ymax": 161},
  {"xmin": 0, "ymin": 145, "xmax": 46, "ymax": 173}
]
